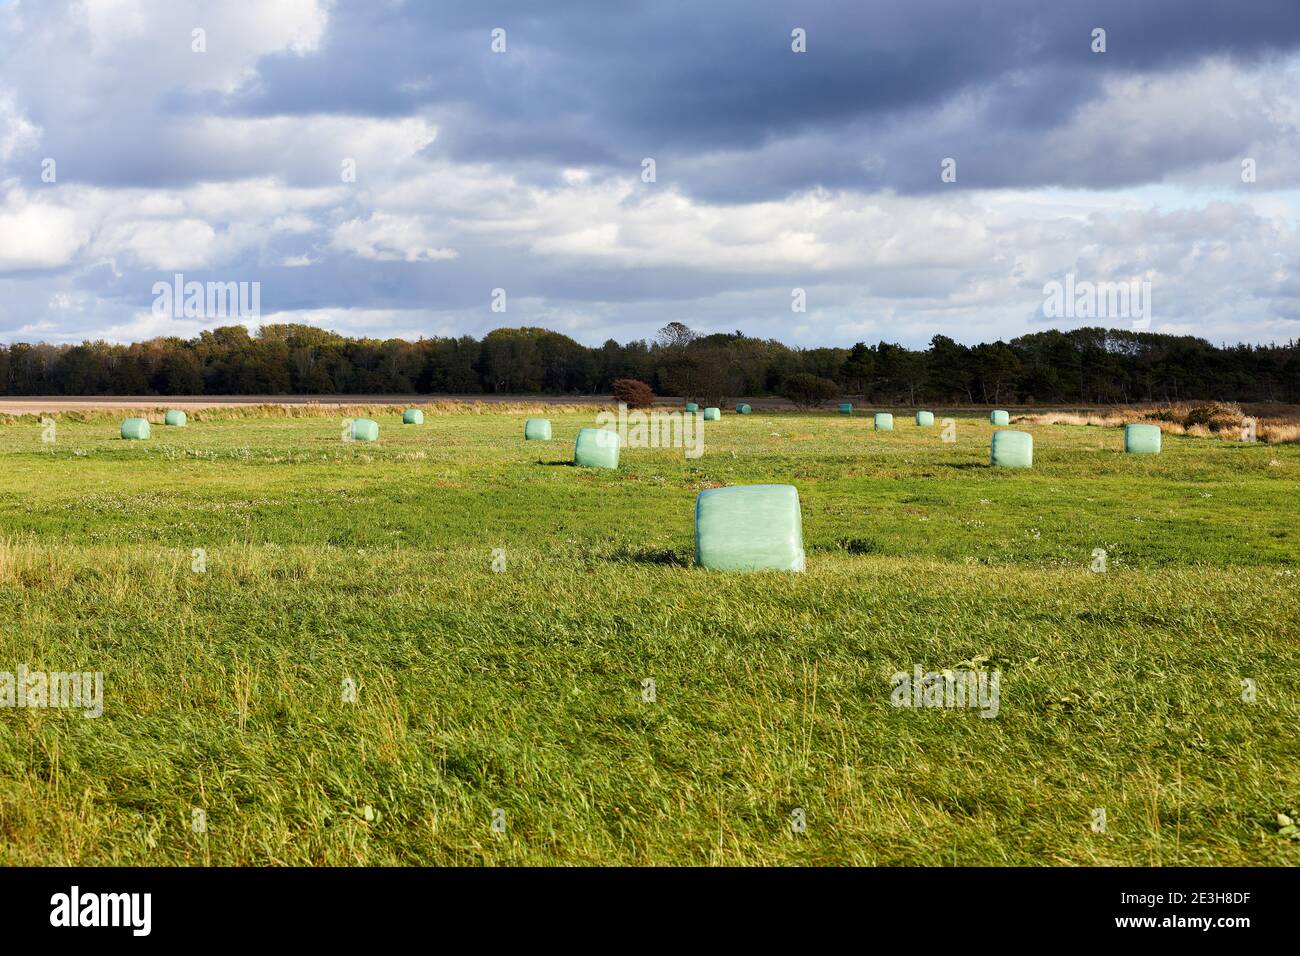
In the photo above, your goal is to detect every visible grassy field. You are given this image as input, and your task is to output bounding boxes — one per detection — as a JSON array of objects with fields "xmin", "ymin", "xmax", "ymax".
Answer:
[{"xmin": 0, "ymin": 405, "xmax": 1296, "ymax": 866}]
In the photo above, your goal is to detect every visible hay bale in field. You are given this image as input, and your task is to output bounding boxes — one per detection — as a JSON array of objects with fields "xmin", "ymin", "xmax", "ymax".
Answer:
[
  {"xmin": 990, "ymin": 409, "xmax": 1010, "ymax": 426},
  {"xmin": 915, "ymin": 410, "xmax": 935, "ymax": 427},
  {"xmin": 685, "ymin": 402, "xmax": 700, "ymax": 413},
  {"xmin": 574, "ymin": 427, "xmax": 619, "ymax": 468},
  {"xmin": 402, "ymin": 409, "xmax": 424, "ymax": 425},
  {"xmin": 121, "ymin": 418, "xmax": 150, "ymax": 440},
  {"xmin": 874, "ymin": 412, "xmax": 894, "ymax": 431},
  {"xmin": 350, "ymin": 418, "xmax": 379, "ymax": 442},
  {"xmin": 695, "ymin": 484, "xmax": 806, "ymax": 572},
  {"xmin": 735, "ymin": 403, "xmax": 752, "ymax": 414},
  {"xmin": 524, "ymin": 418, "xmax": 552, "ymax": 440},
  {"xmin": 839, "ymin": 403, "xmax": 853, "ymax": 415},
  {"xmin": 164, "ymin": 409, "xmax": 187, "ymax": 427},
  {"xmin": 990, "ymin": 429, "xmax": 1033, "ymax": 467},
  {"xmin": 1124, "ymin": 423, "xmax": 1161, "ymax": 454},
  {"xmin": 703, "ymin": 407, "xmax": 721, "ymax": 421}
]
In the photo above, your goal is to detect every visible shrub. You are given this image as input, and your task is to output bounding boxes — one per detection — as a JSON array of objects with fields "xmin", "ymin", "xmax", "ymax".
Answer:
[
  {"xmin": 612, "ymin": 378, "xmax": 656, "ymax": 409},
  {"xmin": 781, "ymin": 373, "xmax": 841, "ymax": 409},
  {"xmin": 1183, "ymin": 401, "xmax": 1244, "ymax": 432},
  {"xmin": 1148, "ymin": 405, "xmax": 1185, "ymax": 424}
]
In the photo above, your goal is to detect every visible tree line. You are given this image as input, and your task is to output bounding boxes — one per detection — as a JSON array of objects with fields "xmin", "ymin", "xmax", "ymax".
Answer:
[{"xmin": 0, "ymin": 321, "xmax": 1295, "ymax": 405}]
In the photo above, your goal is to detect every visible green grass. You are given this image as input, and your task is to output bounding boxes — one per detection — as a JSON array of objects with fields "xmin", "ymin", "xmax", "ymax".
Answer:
[{"xmin": 0, "ymin": 408, "xmax": 1296, "ymax": 865}]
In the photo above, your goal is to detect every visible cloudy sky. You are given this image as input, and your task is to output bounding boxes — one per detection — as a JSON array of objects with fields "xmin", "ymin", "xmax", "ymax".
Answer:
[{"xmin": 2, "ymin": 0, "xmax": 1300, "ymax": 348}]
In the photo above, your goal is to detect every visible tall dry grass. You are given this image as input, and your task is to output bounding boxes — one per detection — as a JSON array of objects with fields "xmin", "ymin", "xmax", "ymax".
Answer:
[
  {"xmin": 1018, "ymin": 401, "xmax": 1300, "ymax": 444},
  {"xmin": 0, "ymin": 400, "xmax": 616, "ymax": 426}
]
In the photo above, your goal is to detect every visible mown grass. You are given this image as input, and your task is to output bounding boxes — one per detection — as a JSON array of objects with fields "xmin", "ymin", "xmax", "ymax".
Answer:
[{"xmin": 0, "ymin": 409, "xmax": 1296, "ymax": 865}]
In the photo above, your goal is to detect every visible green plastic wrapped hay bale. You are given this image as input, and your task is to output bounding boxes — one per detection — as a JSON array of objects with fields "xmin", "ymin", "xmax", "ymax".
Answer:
[
  {"xmin": 915, "ymin": 410, "xmax": 935, "ymax": 427},
  {"xmin": 695, "ymin": 484, "xmax": 806, "ymax": 572},
  {"xmin": 735, "ymin": 403, "xmax": 752, "ymax": 414},
  {"xmin": 121, "ymin": 418, "xmax": 150, "ymax": 440},
  {"xmin": 574, "ymin": 427, "xmax": 619, "ymax": 469},
  {"xmin": 703, "ymin": 407, "xmax": 721, "ymax": 421},
  {"xmin": 990, "ymin": 409, "xmax": 1010, "ymax": 426},
  {"xmin": 524, "ymin": 418, "xmax": 552, "ymax": 440},
  {"xmin": 874, "ymin": 412, "xmax": 894, "ymax": 431},
  {"xmin": 402, "ymin": 408, "xmax": 423, "ymax": 425},
  {"xmin": 685, "ymin": 402, "xmax": 699, "ymax": 413},
  {"xmin": 839, "ymin": 403, "xmax": 853, "ymax": 415},
  {"xmin": 990, "ymin": 429, "xmax": 1033, "ymax": 468},
  {"xmin": 350, "ymin": 418, "xmax": 379, "ymax": 442},
  {"xmin": 164, "ymin": 409, "xmax": 187, "ymax": 427},
  {"xmin": 1124, "ymin": 423, "xmax": 1161, "ymax": 454}
]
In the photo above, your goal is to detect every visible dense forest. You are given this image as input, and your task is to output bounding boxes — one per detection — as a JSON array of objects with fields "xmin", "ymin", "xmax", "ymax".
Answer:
[{"xmin": 0, "ymin": 322, "xmax": 1296, "ymax": 405}]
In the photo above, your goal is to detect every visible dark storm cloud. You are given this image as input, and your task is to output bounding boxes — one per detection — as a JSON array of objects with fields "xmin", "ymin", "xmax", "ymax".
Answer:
[
  {"xmin": 217, "ymin": 0, "xmax": 1300, "ymax": 197},
  {"xmin": 9, "ymin": 0, "xmax": 1297, "ymax": 194}
]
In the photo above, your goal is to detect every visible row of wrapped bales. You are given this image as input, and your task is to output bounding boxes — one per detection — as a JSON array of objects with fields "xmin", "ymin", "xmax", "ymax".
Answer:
[
  {"xmin": 122, "ymin": 412, "xmax": 187, "ymax": 438},
  {"xmin": 678, "ymin": 402, "xmax": 749, "ymax": 416},
  {"xmin": 116, "ymin": 403, "xmax": 1164, "ymax": 582}
]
